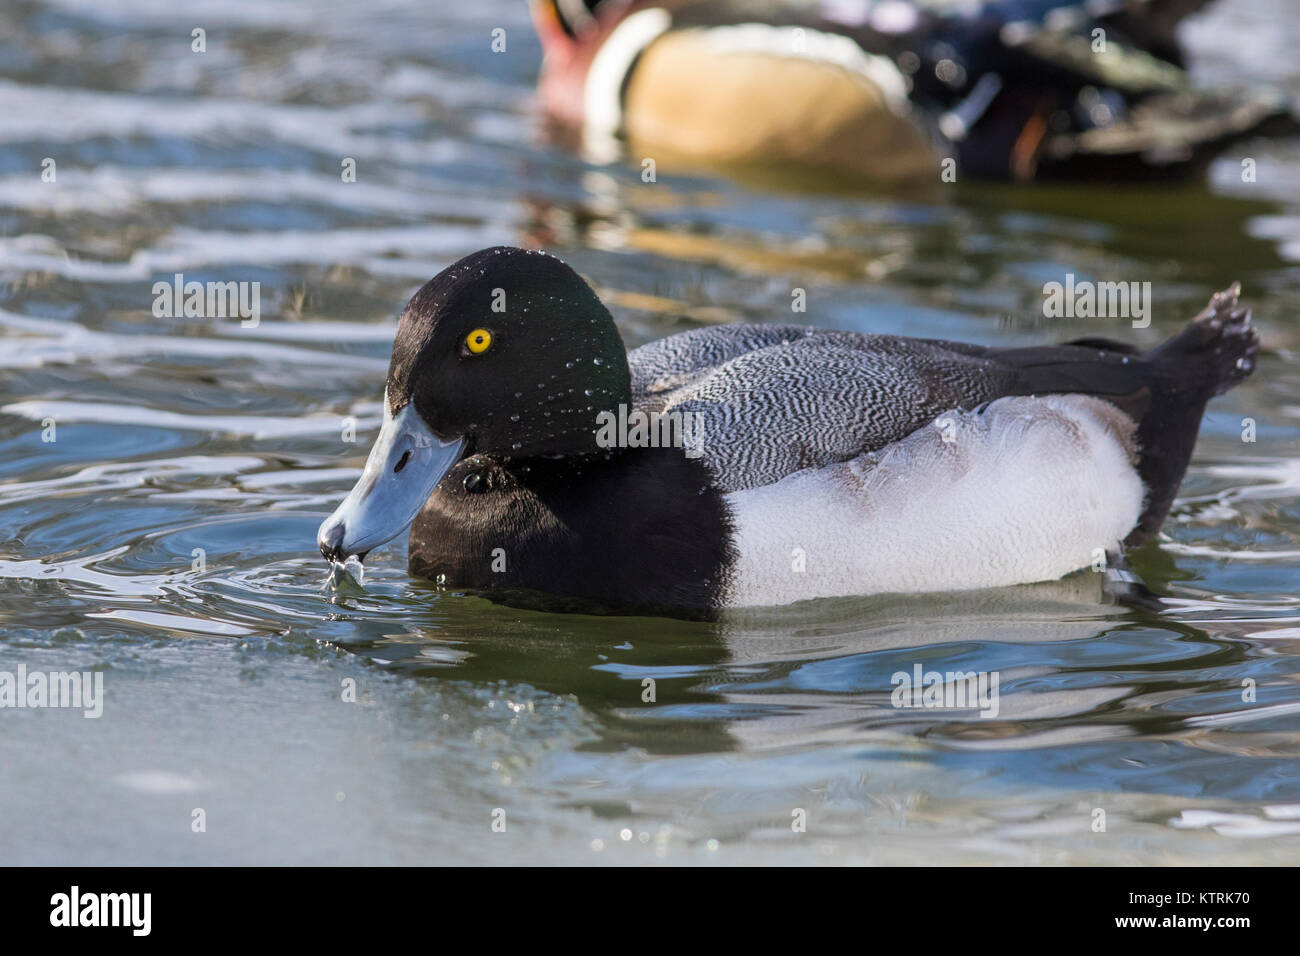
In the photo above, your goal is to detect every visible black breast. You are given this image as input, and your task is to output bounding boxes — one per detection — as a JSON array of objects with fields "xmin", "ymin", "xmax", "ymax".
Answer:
[{"xmin": 408, "ymin": 449, "xmax": 736, "ymax": 619}]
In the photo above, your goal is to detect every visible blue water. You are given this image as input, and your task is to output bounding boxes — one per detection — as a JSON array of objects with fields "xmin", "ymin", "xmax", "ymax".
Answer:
[{"xmin": 1, "ymin": 0, "xmax": 1299, "ymax": 864}]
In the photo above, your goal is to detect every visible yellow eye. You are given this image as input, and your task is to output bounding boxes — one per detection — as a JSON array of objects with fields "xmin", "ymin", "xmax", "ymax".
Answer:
[{"xmin": 465, "ymin": 328, "xmax": 493, "ymax": 355}]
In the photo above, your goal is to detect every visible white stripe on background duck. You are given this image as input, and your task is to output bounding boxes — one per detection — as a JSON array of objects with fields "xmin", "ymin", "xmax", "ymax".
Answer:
[{"xmin": 317, "ymin": 246, "xmax": 1259, "ymax": 620}]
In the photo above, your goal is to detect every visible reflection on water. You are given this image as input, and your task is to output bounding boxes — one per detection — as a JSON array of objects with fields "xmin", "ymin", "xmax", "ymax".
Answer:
[{"xmin": 1, "ymin": 0, "xmax": 1299, "ymax": 864}]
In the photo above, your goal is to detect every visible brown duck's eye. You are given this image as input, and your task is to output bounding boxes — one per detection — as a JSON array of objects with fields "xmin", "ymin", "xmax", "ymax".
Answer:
[{"xmin": 465, "ymin": 328, "xmax": 493, "ymax": 355}]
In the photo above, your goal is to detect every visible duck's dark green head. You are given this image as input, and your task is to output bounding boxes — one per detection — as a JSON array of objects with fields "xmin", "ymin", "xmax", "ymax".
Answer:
[
  {"xmin": 318, "ymin": 245, "xmax": 631, "ymax": 562},
  {"xmin": 390, "ymin": 245, "xmax": 631, "ymax": 458}
]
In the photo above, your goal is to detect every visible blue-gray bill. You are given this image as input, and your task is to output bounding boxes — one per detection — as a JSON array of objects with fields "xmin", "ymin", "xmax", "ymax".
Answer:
[{"xmin": 317, "ymin": 400, "xmax": 464, "ymax": 562}]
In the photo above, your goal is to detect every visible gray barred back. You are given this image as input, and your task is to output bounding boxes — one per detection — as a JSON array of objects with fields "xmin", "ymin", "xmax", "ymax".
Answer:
[{"xmin": 628, "ymin": 324, "xmax": 1018, "ymax": 492}]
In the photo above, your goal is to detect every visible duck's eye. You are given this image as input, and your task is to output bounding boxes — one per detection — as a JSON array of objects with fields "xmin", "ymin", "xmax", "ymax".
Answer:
[{"xmin": 465, "ymin": 328, "xmax": 493, "ymax": 355}]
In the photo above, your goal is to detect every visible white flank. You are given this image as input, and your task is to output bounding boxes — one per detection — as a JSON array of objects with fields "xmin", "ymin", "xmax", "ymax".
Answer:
[{"xmin": 724, "ymin": 395, "xmax": 1145, "ymax": 607}]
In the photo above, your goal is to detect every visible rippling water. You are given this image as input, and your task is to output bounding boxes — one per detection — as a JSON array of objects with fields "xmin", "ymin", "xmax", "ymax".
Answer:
[{"xmin": 2, "ymin": 0, "xmax": 1300, "ymax": 864}]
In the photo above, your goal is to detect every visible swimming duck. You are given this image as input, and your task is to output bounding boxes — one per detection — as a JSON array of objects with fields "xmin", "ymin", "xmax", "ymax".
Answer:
[
  {"xmin": 317, "ymin": 246, "xmax": 1258, "ymax": 618},
  {"xmin": 531, "ymin": 0, "xmax": 1293, "ymax": 182}
]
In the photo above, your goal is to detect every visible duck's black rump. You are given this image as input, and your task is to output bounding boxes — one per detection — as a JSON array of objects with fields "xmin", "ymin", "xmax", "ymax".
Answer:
[{"xmin": 962, "ymin": 284, "xmax": 1258, "ymax": 543}]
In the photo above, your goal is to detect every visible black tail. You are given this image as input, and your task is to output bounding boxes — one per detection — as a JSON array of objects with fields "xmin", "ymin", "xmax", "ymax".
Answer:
[
  {"xmin": 1120, "ymin": 283, "xmax": 1258, "ymax": 542},
  {"xmin": 994, "ymin": 284, "xmax": 1259, "ymax": 545}
]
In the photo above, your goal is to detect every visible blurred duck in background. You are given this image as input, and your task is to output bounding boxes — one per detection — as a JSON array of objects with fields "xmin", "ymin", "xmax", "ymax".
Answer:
[{"xmin": 531, "ymin": 0, "xmax": 1296, "ymax": 184}]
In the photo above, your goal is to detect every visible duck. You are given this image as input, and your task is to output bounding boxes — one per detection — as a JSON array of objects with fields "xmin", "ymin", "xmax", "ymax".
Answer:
[
  {"xmin": 530, "ymin": 0, "xmax": 1294, "ymax": 183},
  {"xmin": 317, "ymin": 246, "xmax": 1259, "ymax": 619}
]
